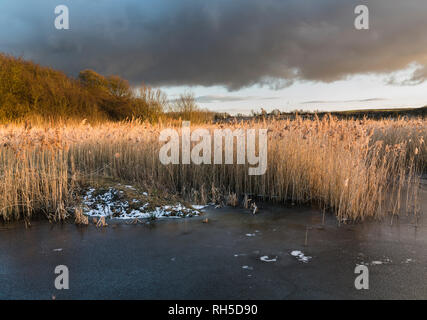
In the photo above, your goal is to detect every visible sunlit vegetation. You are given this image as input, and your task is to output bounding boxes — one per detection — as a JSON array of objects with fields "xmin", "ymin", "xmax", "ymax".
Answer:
[
  {"xmin": 0, "ymin": 53, "xmax": 215, "ymax": 123},
  {"xmin": 0, "ymin": 117, "xmax": 425, "ymax": 223}
]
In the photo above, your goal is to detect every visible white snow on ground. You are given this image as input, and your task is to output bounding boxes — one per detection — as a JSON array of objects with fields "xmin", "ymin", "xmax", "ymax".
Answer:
[
  {"xmin": 359, "ymin": 258, "xmax": 392, "ymax": 266},
  {"xmin": 234, "ymin": 253, "xmax": 247, "ymax": 257},
  {"xmin": 191, "ymin": 205, "xmax": 208, "ymax": 210},
  {"xmin": 291, "ymin": 250, "xmax": 312, "ymax": 263},
  {"xmin": 260, "ymin": 256, "xmax": 278, "ymax": 262},
  {"xmin": 82, "ymin": 187, "xmax": 204, "ymax": 220},
  {"xmin": 246, "ymin": 233, "xmax": 256, "ymax": 237},
  {"xmin": 242, "ymin": 266, "xmax": 254, "ymax": 270},
  {"xmin": 359, "ymin": 257, "xmax": 417, "ymax": 266}
]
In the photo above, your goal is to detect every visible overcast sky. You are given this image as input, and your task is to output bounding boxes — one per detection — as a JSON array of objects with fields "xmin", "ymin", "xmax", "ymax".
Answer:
[{"xmin": 1, "ymin": 0, "xmax": 427, "ymax": 114}]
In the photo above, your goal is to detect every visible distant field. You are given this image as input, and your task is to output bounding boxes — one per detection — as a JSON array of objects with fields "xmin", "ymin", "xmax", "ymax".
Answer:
[
  {"xmin": 329, "ymin": 106, "xmax": 427, "ymax": 119},
  {"xmin": 223, "ymin": 106, "xmax": 427, "ymax": 122}
]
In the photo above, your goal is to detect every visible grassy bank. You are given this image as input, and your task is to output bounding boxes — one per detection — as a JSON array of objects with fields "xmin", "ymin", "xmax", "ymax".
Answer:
[
  {"xmin": 0, "ymin": 116, "xmax": 425, "ymax": 223},
  {"xmin": 0, "ymin": 53, "xmax": 218, "ymax": 124}
]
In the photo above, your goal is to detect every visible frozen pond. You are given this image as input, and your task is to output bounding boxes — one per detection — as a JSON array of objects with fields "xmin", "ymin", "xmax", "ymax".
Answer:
[{"xmin": 0, "ymin": 193, "xmax": 426, "ymax": 300}]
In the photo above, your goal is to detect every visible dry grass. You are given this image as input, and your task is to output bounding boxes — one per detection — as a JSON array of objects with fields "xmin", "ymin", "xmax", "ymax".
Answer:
[
  {"xmin": 74, "ymin": 207, "xmax": 88, "ymax": 225},
  {"xmin": 0, "ymin": 116, "xmax": 425, "ymax": 222}
]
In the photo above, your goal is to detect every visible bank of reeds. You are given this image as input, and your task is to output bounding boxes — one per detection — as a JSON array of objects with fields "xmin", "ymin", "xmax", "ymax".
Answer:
[{"xmin": 0, "ymin": 116, "xmax": 425, "ymax": 222}]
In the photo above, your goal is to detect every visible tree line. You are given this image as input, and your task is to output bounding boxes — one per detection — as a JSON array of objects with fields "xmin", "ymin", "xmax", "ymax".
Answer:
[{"xmin": 0, "ymin": 53, "xmax": 221, "ymax": 123}]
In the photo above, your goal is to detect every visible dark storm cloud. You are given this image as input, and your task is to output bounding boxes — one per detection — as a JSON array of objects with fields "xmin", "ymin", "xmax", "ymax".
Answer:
[{"xmin": 1, "ymin": 0, "xmax": 427, "ymax": 90}]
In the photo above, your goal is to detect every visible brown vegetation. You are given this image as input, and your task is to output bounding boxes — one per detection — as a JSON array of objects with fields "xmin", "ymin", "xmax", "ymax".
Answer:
[
  {"xmin": 0, "ymin": 53, "xmax": 214, "ymax": 123},
  {"xmin": 0, "ymin": 116, "xmax": 425, "ymax": 223}
]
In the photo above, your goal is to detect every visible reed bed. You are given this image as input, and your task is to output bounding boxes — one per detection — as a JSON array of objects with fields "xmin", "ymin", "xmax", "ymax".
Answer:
[{"xmin": 0, "ymin": 116, "xmax": 425, "ymax": 222}]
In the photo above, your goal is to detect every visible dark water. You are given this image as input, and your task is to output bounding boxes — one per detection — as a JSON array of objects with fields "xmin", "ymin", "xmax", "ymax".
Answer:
[{"xmin": 1, "ymin": 199, "xmax": 426, "ymax": 300}]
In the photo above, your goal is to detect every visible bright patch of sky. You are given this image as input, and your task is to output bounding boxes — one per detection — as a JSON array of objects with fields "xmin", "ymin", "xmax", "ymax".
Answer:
[{"xmin": 162, "ymin": 65, "xmax": 427, "ymax": 115}]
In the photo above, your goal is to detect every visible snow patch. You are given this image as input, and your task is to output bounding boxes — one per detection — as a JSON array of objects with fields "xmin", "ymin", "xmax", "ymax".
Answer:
[
  {"xmin": 191, "ymin": 204, "xmax": 208, "ymax": 210},
  {"xmin": 359, "ymin": 258, "xmax": 392, "ymax": 266},
  {"xmin": 234, "ymin": 253, "xmax": 247, "ymax": 257},
  {"xmin": 260, "ymin": 256, "xmax": 277, "ymax": 263},
  {"xmin": 291, "ymin": 250, "xmax": 312, "ymax": 263},
  {"xmin": 82, "ymin": 187, "xmax": 201, "ymax": 220}
]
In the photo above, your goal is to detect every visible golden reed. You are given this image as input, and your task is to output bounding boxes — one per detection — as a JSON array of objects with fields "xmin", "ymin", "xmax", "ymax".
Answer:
[{"xmin": 0, "ymin": 116, "xmax": 425, "ymax": 222}]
